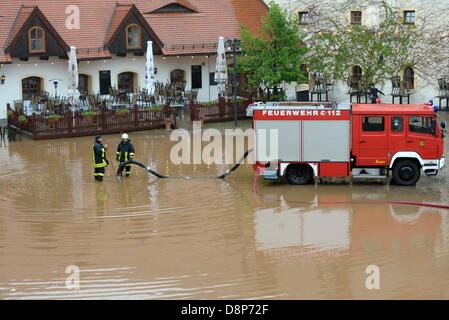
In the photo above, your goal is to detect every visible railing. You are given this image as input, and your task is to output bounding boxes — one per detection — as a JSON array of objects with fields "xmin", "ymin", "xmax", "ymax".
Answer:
[
  {"xmin": 7, "ymin": 104, "xmax": 166, "ymax": 140},
  {"xmin": 190, "ymin": 98, "xmax": 250, "ymax": 123},
  {"xmin": 7, "ymin": 98, "xmax": 250, "ymax": 140}
]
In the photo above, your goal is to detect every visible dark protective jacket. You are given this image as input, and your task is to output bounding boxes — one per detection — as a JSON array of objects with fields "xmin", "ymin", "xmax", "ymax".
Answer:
[
  {"xmin": 369, "ymin": 87, "xmax": 384, "ymax": 99},
  {"xmin": 116, "ymin": 141, "xmax": 135, "ymax": 163},
  {"xmin": 92, "ymin": 142, "xmax": 108, "ymax": 168}
]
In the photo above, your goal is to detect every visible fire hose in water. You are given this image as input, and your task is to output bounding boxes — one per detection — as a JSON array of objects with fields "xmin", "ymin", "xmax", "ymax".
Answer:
[
  {"xmin": 116, "ymin": 149, "xmax": 253, "ymax": 180},
  {"xmin": 116, "ymin": 149, "xmax": 449, "ymax": 210}
]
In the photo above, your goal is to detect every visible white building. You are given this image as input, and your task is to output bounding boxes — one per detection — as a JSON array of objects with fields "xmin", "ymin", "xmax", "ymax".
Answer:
[
  {"xmin": 0, "ymin": 0, "xmax": 268, "ymax": 119},
  {"xmin": 268, "ymin": 0, "xmax": 449, "ymax": 104}
]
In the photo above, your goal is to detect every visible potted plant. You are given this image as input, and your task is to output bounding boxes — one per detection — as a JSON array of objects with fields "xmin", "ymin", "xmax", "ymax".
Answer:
[
  {"xmin": 150, "ymin": 105, "xmax": 163, "ymax": 112},
  {"xmin": 204, "ymin": 101, "xmax": 217, "ymax": 108},
  {"xmin": 81, "ymin": 111, "xmax": 96, "ymax": 125},
  {"xmin": 115, "ymin": 108, "xmax": 130, "ymax": 123},
  {"xmin": 48, "ymin": 114, "xmax": 63, "ymax": 123},
  {"xmin": 115, "ymin": 108, "xmax": 130, "ymax": 116},
  {"xmin": 18, "ymin": 115, "xmax": 28, "ymax": 125},
  {"xmin": 47, "ymin": 114, "xmax": 64, "ymax": 129},
  {"xmin": 7, "ymin": 110, "xmax": 14, "ymax": 118},
  {"xmin": 81, "ymin": 111, "xmax": 96, "ymax": 117}
]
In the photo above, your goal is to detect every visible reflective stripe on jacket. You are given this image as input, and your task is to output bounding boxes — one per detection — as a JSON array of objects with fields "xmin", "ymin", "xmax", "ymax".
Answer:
[
  {"xmin": 92, "ymin": 142, "xmax": 108, "ymax": 168},
  {"xmin": 116, "ymin": 141, "xmax": 135, "ymax": 163}
]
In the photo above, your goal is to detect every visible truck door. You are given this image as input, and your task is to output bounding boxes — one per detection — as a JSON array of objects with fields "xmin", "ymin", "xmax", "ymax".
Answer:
[
  {"xmin": 356, "ymin": 115, "xmax": 389, "ymax": 166},
  {"xmin": 388, "ymin": 116, "xmax": 406, "ymax": 161},
  {"xmin": 406, "ymin": 115, "xmax": 439, "ymax": 159}
]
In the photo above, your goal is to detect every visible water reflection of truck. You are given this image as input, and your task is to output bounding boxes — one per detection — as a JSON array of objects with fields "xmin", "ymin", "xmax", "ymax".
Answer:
[
  {"xmin": 254, "ymin": 189, "xmax": 444, "ymax": 254},
  {"xmin": 248, "ymin": 103, "xmax": 446, "ymax": 186}
]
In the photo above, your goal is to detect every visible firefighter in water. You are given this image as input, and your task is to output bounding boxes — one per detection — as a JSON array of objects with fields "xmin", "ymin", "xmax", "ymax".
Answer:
[
  {"xmin": 92, "ymin": 135, "xmax": 109, "ymax": 182},
  {"xmin": 116, "ymin": 133, "xmax": 135, "ymax": 177}
]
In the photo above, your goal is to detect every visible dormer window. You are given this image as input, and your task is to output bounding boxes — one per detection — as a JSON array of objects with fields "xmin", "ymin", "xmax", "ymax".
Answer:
[
  {"xmin": 148, "ymin": 2, "xmax": 197, "ymax": 14},
  {"xmin": 29, "ymin": 26, "xmax": 45, "ymax": 53},
  {"xmin": 126, "ymin": 24, "xmax": 141, "ymax": 49}
]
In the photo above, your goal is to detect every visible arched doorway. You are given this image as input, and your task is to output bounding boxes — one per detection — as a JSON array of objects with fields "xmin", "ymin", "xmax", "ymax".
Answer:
[
  {"xmin": 403, "ymin": 67, "xmax": 415, "ymax": 90},
  {"xmin": 118, "ymin": 72, "xmax": 138, "ymax": 93},
  {"xmin": 22, "ymin": 76, "xmax": 43, "ymax": 100},
  {"xmin": 351, "ymin": 65, "xmax": 363, "ymax": 82}
]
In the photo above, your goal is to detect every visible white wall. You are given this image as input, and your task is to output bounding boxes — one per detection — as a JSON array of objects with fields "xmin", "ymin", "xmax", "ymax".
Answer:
[
  {"xmin": 0, "ymin": 58, "xmax": 68, "ymax": 118},
  {"xmin": 0, "ymin": 54, "xmax": 219, "ymax": 119},
  {"xmin": 271, "ymin": 0, "xmax": 447, "ymax": 105},
  {"xmin": 283, "ymin": 77, "xmax": 439, "ymax": 105}
]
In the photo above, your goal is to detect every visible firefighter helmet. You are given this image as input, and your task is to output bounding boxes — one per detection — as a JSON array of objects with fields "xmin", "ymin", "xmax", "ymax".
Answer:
[{"xmin": 121, "ymin": 133, "xmax": 129, "ymax": 140}]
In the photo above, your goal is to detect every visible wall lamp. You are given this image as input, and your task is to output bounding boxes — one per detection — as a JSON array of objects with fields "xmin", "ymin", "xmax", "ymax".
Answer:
[{"xmin": 1, "ymin": 75, "xmax": 5, "ymax": 85}]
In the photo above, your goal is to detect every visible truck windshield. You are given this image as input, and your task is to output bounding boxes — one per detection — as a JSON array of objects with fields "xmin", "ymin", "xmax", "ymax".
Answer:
[{"xmin": 409, "ymin": 116, "xmax": 436, "ymax": 135}]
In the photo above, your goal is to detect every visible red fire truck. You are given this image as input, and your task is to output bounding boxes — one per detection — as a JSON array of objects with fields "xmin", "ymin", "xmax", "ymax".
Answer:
[{"xmin": 248, "ymin": 102, "xmax": 446, "ymax": 186}]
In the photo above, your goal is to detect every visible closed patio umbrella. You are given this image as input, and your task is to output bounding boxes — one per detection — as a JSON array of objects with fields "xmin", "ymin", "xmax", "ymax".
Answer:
[
  {"xmin": 146, "ymin": 41, "xmax": 156, "ymax": 97},
  {"xmin": 67, "ymin": 46, "xmax": 80, "ymax": 107},
  {"xmin": 214, "ymin": 36, "xmax": 228, "ymax": 97}
]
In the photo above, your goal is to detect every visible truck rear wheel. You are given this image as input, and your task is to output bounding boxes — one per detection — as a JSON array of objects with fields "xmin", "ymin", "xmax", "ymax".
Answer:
[
  {"xmin": 286, "ymin": 164, "xmax": 314, "ymax": 185},
  {"xmin": 392, "ymin": 160, "xmax": 421, "ymax": 186}
]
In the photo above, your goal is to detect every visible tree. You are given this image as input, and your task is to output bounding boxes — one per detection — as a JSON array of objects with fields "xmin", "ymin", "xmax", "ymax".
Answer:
[
  {"xmin": 238, "ymin": 2, "xmax": 307, "ymax": 99},
  {"xmin": 282, "ymin": 0, "xmax": 449, "ymax": 87},
  {"xmin": 300, "ymin": 1, "xmax": 419, "ymax": 87}
]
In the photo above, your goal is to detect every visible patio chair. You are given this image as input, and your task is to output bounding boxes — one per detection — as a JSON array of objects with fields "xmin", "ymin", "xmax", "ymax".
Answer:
[
  {"xmin": 437, "ymin": 77, "xmax": 449, "ymax": 109},
  {"xmin": 389, "ymin": 76, "xmax": 399, "ymax": 102}
]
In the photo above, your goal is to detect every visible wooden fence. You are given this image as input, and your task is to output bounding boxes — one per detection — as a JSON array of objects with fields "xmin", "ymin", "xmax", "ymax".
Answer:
[
  {"xmin": 190, "ymin": 97, "xmax": 250, "ymax": 123},
  {"xmin": 7, "ymin": 105, "xmax": 166, "ymax": 140},
  {"xmin": 7, "ymin": 98, "xmax": 251, "ymax": 140}
]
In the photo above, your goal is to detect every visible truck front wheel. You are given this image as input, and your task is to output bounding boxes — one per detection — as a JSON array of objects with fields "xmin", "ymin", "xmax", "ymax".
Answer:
[
  {"xmin": 286, "ymin": 164, "xmax": 314, "ymax": 185},
  {"xmin": 392, "ymin": 160, "xmax": 421, "ymax": 186}
]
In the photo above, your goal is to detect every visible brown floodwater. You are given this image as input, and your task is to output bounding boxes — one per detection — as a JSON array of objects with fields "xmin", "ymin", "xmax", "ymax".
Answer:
[{"xmin": 1, "ymin": 117, "xmax": 449, "ymax": 300}]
